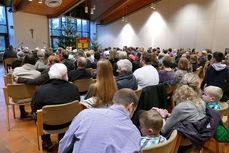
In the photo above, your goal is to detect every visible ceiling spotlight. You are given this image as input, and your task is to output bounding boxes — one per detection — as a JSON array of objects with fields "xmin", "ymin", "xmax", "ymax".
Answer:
[
  {"xmin": 85, "ymin": 6, "xmax": 88, "ymax": 13},
  {"xmin": 28, "ymin": 0, "xmax": 32, "ymax": 1},
  {"xmin": 93, "ymin": 4, "xmax": 96, "ymax": 10},
  {"xmin": 38, "ymin": 0, "xmax": 42, "ymax": 3}
]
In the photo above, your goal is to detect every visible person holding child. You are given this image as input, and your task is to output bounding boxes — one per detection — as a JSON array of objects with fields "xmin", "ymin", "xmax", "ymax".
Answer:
[{"xmin": 139, "ymin": 110, "xmax": 167, "ymax": 150}]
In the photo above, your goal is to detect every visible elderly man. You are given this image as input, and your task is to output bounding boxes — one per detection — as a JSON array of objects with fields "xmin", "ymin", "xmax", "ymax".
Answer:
[
  {"xmin": 31, "ymin": 63, "xmax": 80, "ymax": 151},
  {"xmin": 133, "ymin": 51, "xmax": 159, "ymax": 89},
  {"xmin": 68, "ymin": 57, "xmax": 92, "ymax": 82},
  {"xmin": 115, "ymin": 59, "xmax": 137, "ymax": 90},
  {"xmin": 58, "ymin": 88, "xmax": 141, "ymax": 153}
]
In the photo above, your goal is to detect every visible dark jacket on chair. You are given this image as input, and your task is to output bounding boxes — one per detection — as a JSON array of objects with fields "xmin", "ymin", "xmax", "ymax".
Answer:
[
  {"xmin": 68, "ymin": 68, "xmax": 92, "ymax": 82},
  {"xmin": 115, "ymin": 72, "xmax": 137, "ymax": 90}
]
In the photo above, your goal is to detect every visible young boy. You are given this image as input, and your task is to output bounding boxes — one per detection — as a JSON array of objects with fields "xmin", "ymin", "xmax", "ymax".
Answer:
[
  {"xmin": 202, "ymin": 86, "xmax": 223, "ymax": 110},
  {"xmin": 139, "ymin": 110, "xmax": 167, "ymax": 150}
]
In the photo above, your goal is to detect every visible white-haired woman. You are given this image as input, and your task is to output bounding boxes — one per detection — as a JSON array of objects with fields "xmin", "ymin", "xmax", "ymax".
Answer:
[
  {"xmin": 115, "ymin": 59, "xmax": 137, "ymax": 90},
  {"xmin": 161, "ymin": 73, "xmax": 206, "ymax": 135},
  {"xmin": 31, "ymin": 63, "xmax": 80, "ymax": 151}
]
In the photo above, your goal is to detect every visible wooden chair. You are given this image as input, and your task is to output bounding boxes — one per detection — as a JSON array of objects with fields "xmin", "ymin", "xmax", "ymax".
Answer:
[
  {"xmin": 200, "ymin": 61, "xmax": 210, "ymax": 78},
  {"xmin": 3, "ymin": 73, "xmax": 13, "ymax": 86},
  {"xmin": 3, "ymin": 84, "xmax": 37, "ymax": 130},
  {"xmin": 86, "ymin": 68, "xmax": 96, "ymax": 75},
  {"xmin": 3, "ymin": 58, "xmax": 17, "ymax": 74},
  {"xmin": 36, "ymin": 100, "xmax": 83, "ymax": 152},
  {"xmin": 72, "ymin": 78, "xmax": 94, "ymax": 94},
  {"xmin": 141, "ymin": 130, "xmax": 178, "ymax": 153},
  {"xmin": 165, "ymin": 84, "xmax": 178, "ymax": 111},
  {"xmin": 215, "ymin": 102, "xmax": 229, "ymax": 153},
  {"xmin": 135, "ymin": 88, "xmax": 143, "ymax": 99}
]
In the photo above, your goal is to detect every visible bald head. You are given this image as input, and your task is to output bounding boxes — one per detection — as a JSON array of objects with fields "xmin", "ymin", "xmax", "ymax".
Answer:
[{"xmin": 77, "ymin": 57, "xmax": 87, "ymax": 68}]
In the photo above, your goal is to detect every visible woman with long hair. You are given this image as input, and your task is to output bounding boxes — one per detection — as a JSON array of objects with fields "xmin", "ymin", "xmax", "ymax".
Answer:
[
  {"xmin": 161, "ymin": 73, "xmax": 206, "ymax": 135},
  {"xmin": 82, "ymin": 59, "xmax": 118, "ymax": 108}
]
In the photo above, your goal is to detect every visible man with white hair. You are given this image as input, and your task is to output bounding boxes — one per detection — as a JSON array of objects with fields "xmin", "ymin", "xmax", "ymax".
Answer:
[
  {"xmin": 31, "ymin": 63, "xmax": 80, "ymax": 151},
  {"xmin": 115, "ymin": 59, "xmax": 137, "ymax": 90}
]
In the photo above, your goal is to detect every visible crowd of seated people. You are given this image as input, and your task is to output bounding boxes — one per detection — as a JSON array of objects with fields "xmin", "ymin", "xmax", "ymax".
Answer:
[{"xmin": 3, "ymin": 45, "xmax": 229, "ymax": 152}]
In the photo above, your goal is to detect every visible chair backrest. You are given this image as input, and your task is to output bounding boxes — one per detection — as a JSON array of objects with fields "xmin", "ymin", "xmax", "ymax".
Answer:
[
  {"xmin": 7, "ymin": 84, "xmax": 37, "ymax": 102},
  {"xmin": 135, "ymin": 88, "xmax": 142, "ymax": 99},
  {"xmin": 42, "ymin": 100, "xmax": 80, "ymax": 125},
  {"xmin": 72, "ymin": 78, "xmax": 93, "ymax": 93},
  {"xmin": 219, "ymin": 102, "xmax": 229, "ymax": 119},
  {"xmin": 4, "ymin": 74, "xmax": 13, "ymax": 86},
  {"xmin": 86, "ymin": 68, "xmax": 96, "ymax": 75},
  {"xmin": 141, "ymin": 130, "xmax": 178, "ymax": 153},
  {"xmin": 4, "ymin": 58, "xmax": 17, "ymax": 74}
]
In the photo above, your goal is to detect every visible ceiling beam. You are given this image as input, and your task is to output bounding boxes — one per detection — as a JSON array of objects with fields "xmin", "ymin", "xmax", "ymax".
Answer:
[
  {"xmin": 94, "ymin": 0, "xmax": 127, "ymax": 22},
  {"xmin": 15, "ymin": 0, "xmax": 30, "ymax": 11},
  {"xmin": 100, "ymin": 0, "xmax": 157, "ymax": 25}
]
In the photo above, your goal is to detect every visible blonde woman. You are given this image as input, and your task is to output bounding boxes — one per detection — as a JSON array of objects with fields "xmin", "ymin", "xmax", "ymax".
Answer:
[
  {"xmin": 161, "ymin": 73, "xmax": 206, "ymax": 135},
  {"xmin": 82, "ymin": 59, "xmax": 118, "ymax": 108}
]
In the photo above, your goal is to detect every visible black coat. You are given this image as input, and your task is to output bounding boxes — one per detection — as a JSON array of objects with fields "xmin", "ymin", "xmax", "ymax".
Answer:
[
  {"xmin": 68, "ymin": 68, "xmax": 92, "ymax": 82},
  {"xmin": 31, "ymin": 79, "xmax": 80, "ymax": 114},
  {"xmin": 115, "ymin": 72, "xmax": 137, "ymax": 90}
]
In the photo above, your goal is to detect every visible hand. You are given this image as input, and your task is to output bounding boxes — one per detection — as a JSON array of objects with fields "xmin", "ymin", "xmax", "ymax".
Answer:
[{"xmin": 14, "ymin": 76, "xmax": 18, "ymax": 83}]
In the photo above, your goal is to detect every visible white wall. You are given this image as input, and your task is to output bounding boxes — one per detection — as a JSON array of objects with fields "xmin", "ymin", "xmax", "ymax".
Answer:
[
  {"xmin": 98, "ymin": 0, "xmax": 229, "ymax": 51},
  {"xmin": 13, "ymin": 12, "xmax": 49, "ymax": 49}
]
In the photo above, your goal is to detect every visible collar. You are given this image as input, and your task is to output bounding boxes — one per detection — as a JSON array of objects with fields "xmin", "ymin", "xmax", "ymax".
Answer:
[{"xmin": 109, "ymin": 105, "xmax": 130, "ymax": 119}]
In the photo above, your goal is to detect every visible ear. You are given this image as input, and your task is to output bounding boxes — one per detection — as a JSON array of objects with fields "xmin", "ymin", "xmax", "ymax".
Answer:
[{"xmin": 148, "ymin": 128, "xmax": 154, "ymax": 135}]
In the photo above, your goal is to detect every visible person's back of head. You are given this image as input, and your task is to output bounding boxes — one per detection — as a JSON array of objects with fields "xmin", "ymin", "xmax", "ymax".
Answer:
[
  {"xmin": 62, "ymin": 50, "xmax": 69, "ymax": 59},
  {"xmin": 139, "ymin": 110, "xmax": 163, "ymax": 136},
  {"xmin": 94, "ymin": 52, "xmax": 100, "ymax": 60},
  {"xmin": 77, "ymin": 57, "xmax": 87, "ymax": 68},
  {"xmin": 48, "ymin": 63, "xmax": 68, "ymax": 81},
  {"xmin": 178, "ymin": 58, "xmax": 189, "ymax": 70},
  {"xmin": 141, "ymin": 51, "xmax": 153, "ymax": 65},
  {"xmin": 162, "ymin": 55, "xmax": 172, "ymax": 68},
  {"xmin": 203, "ymin": 86, "xmax": 223, "ymax": 103},
  {"xmin": 22, "ymin": 54, "xmax": 36, "ymax": 65},
  {"xmin": 175, "ymin": 73, "xmax": 205, "ymax": 110},
  {"xmin": 17, "ymin": 51, "xmax": 25, "ymax": 60},
  {"xmin": 117, "ymin": 59, "xmax": 132, "ymax": 74},
  {"xmin": 213, "ymin": 51, "xmax": 224, "ymax": 63},
  {"xmin": 119, "ymin": 51, "xmax": 127, "ymax": 59},
  {"xmin": 47, "ymin": 55, "xmax": 60, "ymax": 66},
  {"xmin": 112, "ymin": 88, "xmax": 138, "ymax": 108}
]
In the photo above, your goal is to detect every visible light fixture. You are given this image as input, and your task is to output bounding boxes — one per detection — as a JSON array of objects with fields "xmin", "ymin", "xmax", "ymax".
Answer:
[
  {"xmin": 45, "ymin": 0, "xmax": 62, "ymax": 7},
  {"xmin": 150, "ymin": 3, "xmax": 156, "ymax": 10},
  {"xmin": 85, "ymin": 6, "xmax": 88, "ymax": 13},
  {"xmin": 93, "ymin": 4, "xmax": 96, "ymax": 10},
  {"xmin": 38, "ymin": 0, "xmax": 42, "ymax": 4},
  {"xmin": 91, "ymin": 8, "xmax": 94, "ymax": 14},
  {"xmin": 28, "ymin": 0, "xmax": 32, "ymax": 1},
  {"xmin": 122, "ymin": 16, "xmax": 125, "ymax": 22}
]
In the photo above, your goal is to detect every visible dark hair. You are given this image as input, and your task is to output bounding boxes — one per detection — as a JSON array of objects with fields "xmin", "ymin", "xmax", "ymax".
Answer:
[
  {"xmin": 112, "ymin": 88, "xmax": 138, "ymax": 107},
  {"xmin": 62, "ymin": 50, "xmax": 69, "ymax": 59},
  {"xmin": 213, "ymin": 52, "xmax": 224, "ymax": 62},
  {"xmin": 141, "ymin": 52, "xmax": 153, "ymax": 64},
  {"xmin": 94, "ymin": 52, "xmax": 100, "ymax": 60},
  {"xmin": 22, "ymin": 54, "xmax": 36, "ymax": 65}
]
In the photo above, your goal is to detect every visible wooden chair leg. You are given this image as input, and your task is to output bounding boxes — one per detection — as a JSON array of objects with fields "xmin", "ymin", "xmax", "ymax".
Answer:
[
  {"xmin": 39, "ymin": 136, "xmax": 43, "ymax": 153},
  {"xmin": 216, "ymin": 142, "xmax": 219, "ymax": 153},
  {"xmin": 173, "ymin": 135, "xmax": 182, "ymax": 153},
  {"xmin": 6, "ymin": 105, "xmax": 10, "ymax": 131},
  {"xmin": 12, "ymin": 105, "xmax": 16, "ymax": 119}
]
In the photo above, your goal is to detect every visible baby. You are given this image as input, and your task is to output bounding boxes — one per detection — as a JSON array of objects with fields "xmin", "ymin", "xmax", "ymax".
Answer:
[
  {"xmin": 139, "ymin": 110, "xmax": 166, "ymax": 150},
  {"xmin": 202, "ymin": 86, "xmax": 223, "ymax": 110}
]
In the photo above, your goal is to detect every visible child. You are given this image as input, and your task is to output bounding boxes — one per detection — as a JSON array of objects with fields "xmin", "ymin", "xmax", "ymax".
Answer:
[
  {"xmin": 202, "ymin": 86, "xmax": 223, "ymax": 110},
  {"xmin": 139, "ymin": 110, "xmax": 166, "ymax": 150}
]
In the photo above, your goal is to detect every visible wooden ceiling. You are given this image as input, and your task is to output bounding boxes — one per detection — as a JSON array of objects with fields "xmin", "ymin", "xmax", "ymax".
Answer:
[{"xmin": 13, "ymin": 0, "xmax": 158, "ymax": 24}]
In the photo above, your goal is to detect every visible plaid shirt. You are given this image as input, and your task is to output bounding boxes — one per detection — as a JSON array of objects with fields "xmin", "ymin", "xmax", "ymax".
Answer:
[{"xmin": 140, "ymin": 135, "xmax": 167, "ymax": 150}]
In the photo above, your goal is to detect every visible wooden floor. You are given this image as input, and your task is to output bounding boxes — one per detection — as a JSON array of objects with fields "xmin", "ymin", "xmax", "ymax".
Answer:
[{"xmin": 0, "ymin": 63, "xmax": 228, "ymax": 153}]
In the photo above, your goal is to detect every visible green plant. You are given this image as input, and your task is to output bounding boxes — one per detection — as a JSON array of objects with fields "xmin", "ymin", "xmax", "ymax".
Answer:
[{"xmin": 90, "ymin": 38, "xmax": 101, "ymax": 51}]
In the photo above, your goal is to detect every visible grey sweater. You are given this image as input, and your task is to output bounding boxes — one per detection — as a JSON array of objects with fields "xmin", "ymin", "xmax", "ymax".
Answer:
[{"xmin": 161, "ymin": 102, "xmax": 206, "ymax": 134}]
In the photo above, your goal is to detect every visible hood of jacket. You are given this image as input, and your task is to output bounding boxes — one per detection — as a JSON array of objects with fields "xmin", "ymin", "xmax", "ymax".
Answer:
[{"xmin": 212, "ymin": 63, "xmax": 227, "ymax": 71}]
